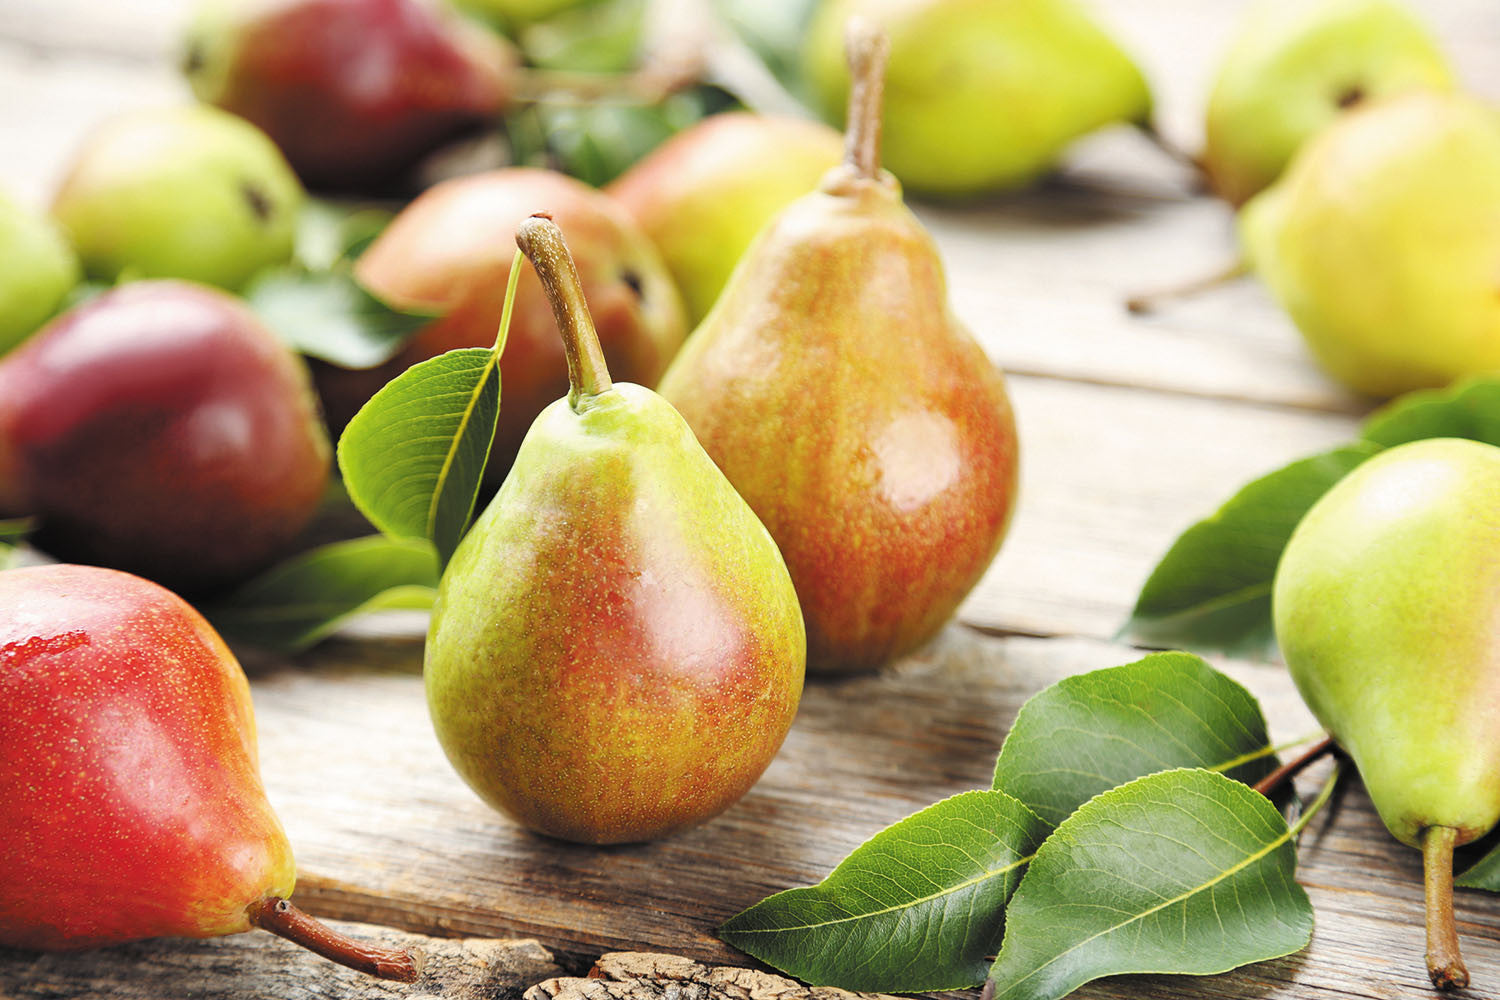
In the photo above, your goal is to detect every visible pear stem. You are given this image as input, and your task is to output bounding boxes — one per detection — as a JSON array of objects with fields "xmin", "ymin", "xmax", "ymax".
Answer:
[
  {"xmin": 841, "ymin": 18, "xmax": 889, "ymax": 180},
  {"xmin": 247, "ymin": 896, "xmax": 421, "ymax": 982},
  {"xmin": 1422, "ymin": 826, "xmax": 1469, "ymax": 990},
  {"xmin": 1251, "ymin": 735, "xmax": 1335, "ymax": 799},
  {"xmin": 1124, "ymin": 260, "xmax": 1249, "ymax": 315},
  {"xmin": 515, "ymin": 214, "xmax": 613, "ymax": 408}
]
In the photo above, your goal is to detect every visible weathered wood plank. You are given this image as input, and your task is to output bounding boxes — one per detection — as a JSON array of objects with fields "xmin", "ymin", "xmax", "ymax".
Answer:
[{"xmin": 528, "ymin": 952, "xmax": 898, "ymax": 1000}]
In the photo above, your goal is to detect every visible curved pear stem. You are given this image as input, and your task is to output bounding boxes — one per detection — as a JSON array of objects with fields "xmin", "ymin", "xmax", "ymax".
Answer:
[
  {"xmin": 515, "ymin": 214, "xmax": 613, "ymax": 409},
  {"xmin": 1124, "ymin": 260, "xmax": 1249, "ymax": 315},
  {"xmin": 1251, "ymin": 735, "xmax": 1335, "ymax": 799},
  {"xmin": 247, "ymin": 897, "xmax": 421, "ymax": 982},
  {"xmin": 841, "ymin": 17, "xmax": 889, "ymax": 180},
  {"xmin": 1422, "ymin": 826, "xmax": 1469, "ymax": 990}
]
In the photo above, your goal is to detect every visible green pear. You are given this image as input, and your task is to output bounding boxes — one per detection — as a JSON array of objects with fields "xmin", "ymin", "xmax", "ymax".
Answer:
[
  {"xmin": 608, "ymin": 112, "xmax": 845, "ymax": 324},
  {"xmin": 1202, "ymin": 0, "xmax": 1454, "ymax": 206},
  {"xmin": 425, "ymin": 216, "xmax": 805, "ymax": 845},
  {"xmin": 1240, "ymin": 91, "xmax": 1500, "ymax": 398},
  {"xmin": 800, "ymin": 0, "xmax": 1150, "ymax": 198},
  {"xmin": 0, "ymin": 191, "xmax": 79, "ymax": 355},
  {"xmin": 1274, "ymin": 437, "xmax": 1500, "ymax": 990},
  {"xmin": 53, "ymin": 105, "xmax": 303, "ymax": 291}
]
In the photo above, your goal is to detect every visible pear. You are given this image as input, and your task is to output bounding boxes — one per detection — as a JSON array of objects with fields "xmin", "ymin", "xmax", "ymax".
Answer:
[
  {"xmin": 607, "ymin": 112, "xmax": 845, "ymax": 324},
  {"xmin": 1274, "ymin": 437, "xmax": 1500, "ymax": 990},
  {"xmin": 424, "ymin": 216, "xmax": 805, "ymax": 845},
  {"xmin": 184, "ymin": 0, "xmax": 517, "ymax": 193},
  {"xmin": 1240, "ymin": 92, "xmax": 1500, "ymax": 398},
  {"xmin": 0, "ymin": 563, "xmax": 418, "ymax": 980},
  {"xmin": 1203, "ymin": 0, "xmax": 1454, "ymax": 206},
  {"xmin": 800, "ymin": 0, "xmax": 1150, "ymax": 198},
  {"xmin": 658, "ymin": 22, "xmax": 1019, "ymax": 672},
  {"xmin": 52, "ymin": 105, "xmax": 303, "ymax": 291},
  {"xmin": 0, "ymin": 191, "xmax": 79, "ymax": 356}
]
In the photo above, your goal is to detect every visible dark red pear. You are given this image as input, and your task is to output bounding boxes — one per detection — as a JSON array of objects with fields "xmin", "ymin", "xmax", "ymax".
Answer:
[{"xmin": 0, "ymin": 280, "xmax": 331, "ymax": 594}]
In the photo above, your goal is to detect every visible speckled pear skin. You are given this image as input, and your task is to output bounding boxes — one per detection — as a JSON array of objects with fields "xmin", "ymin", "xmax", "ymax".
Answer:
[
  {"xmin": 0, "ymin": 564, "xmax": 296, "ymax": 950},
  {"xmin": 1273, "ymin": 438, "xmax": 1500, "ymax": 848},
  {"xmin": 425, "ymin": 383, "xmax": 806, "ymax": 845},
  {"xmin": 657, "ymin": 169, "xmax": 1018, "ymax": 673}
]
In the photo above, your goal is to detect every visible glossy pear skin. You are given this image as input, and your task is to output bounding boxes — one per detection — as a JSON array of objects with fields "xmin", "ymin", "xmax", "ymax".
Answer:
[
  {"xmin": 0, "ymin": 281, "xmax": 331, "ymax": 593},
  {"xmin": 0, "ymin": 564, "xmax": 296, "ymax": 950},
  {"xmin": 607, "ymin": 112, "xmax": 845, "ymax": 324},
  {"xmin": 1203, "ymin": 0, "xmax": 1453, "ymax": 206},
  {"xmin": 427, "ymin": 384, "xmax": 805, "ymax": 844},
  {"xmin": 185, "ymin": 0, "xmax": 516, "ymax": 192},
  {"xmin": 658, "ymin": 172, "xmax": 1018, "ymax": 672},
  {"xmin": 52, "ymin": 106, "xmax": 303, "ymax": 291},
  {"xmin": 801, "ymin": 0, "xmax": 1150, "ymax": 197},
  {"xmin": 0, "ymin": 192, "xmax": 80, "ymax": 356},
  {"xmin": 319, "ymin": 169, "xmax": 686, "ymax": 475},
  {"xmin": 1240, "ymin": 93, "xmax": 1500, "ymax": 398},
  {"xmin": 1274, "ymin": 438, "xmax": 1500, "ymax": 847}
]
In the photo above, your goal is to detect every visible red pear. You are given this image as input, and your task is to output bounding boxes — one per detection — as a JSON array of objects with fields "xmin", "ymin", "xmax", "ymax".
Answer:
[
  {"xmin": 0, "ymin": 281, "xmax": 331, "ymax": 594},
  {"xmin": 315, "ymin": 168, "xmax": 686, "ymax": 479},
  {"xmin": 0, "ymin": 564, "xmax": 417, "ymax": 980},
  {"xmin": 184, "ymin": 0, "xmax": 518, "ymax": 192}
]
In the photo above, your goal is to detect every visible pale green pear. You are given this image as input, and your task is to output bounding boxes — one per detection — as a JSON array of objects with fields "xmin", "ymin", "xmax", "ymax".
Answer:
[
  {"xmin": 1203, "ymin": 0, "xmax": 1454, "ymax": 206},
  {"xmin": 1274, "ymin": 437, "xmax": 1500, "ymax": 989},
  {"xmin": 53, "ymin": 106, "xmax": 303, "ymax": 291},
  {"xmin": 800, "ymin": 0, "xmax": 1150, "ymax": 198},
  {"xmin": 1240, "ymin": 92, "xmax": 1500, "ymax": 398},
  {"xmin": 0, "ymin": 191, "xmax": 79, "ymax": 355}
]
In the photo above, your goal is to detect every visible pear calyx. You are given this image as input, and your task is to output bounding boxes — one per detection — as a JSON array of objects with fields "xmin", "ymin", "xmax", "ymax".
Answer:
[
  {"xmin": 515, "ymin": 213, "xmax": 613, "ymax": 408},
  {"xmin": 247, "ymin": 896, "xmax": 421, "ymax": 982},
  {"xmin": 1422, "ymin": 826, "xmax": 1469, "ymax": 990}
]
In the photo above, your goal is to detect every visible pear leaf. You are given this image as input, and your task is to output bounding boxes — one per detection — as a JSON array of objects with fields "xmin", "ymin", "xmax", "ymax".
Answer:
[
  {"xmin": 246, "ymin": 266, "xmax": 432, "ymax": 370},
  {"xmin": 204, "ymin": 535, "xmax": 438, "ymax": 652},
  {"xmin": 719, "ymin": 790, "xmax": 1048, "ymax": 992},
  {"xmin": 992, "ymin": 652, "xmax": 1278, "ymax": 828},
  {"xmin": 294, "ymin": 199, "xmax": 394, "ymax": 272},
  {"xmin": 1121, "ymin": 442, "xmax": 1380, "ymax": 659},
  {"xmin": 987, "ymin": 769, "xmax": 1314, "ymax": 1000},
  {"xmin": 1361, "ymin": 376, "xmax": 1500, "ymax": 448},
  {"xmin": 1455, "ymin": 828, "xmax": 1500, "ymax": 890},
  {"xmin": 0, "ymin": 517, "xmax": 34, "ymax": 567}
]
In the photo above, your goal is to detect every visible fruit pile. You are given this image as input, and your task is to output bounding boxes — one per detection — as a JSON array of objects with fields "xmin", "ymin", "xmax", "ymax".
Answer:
[{"xmin": 2, "ymin": 0, "xmax": 1499, "ymax": 995}]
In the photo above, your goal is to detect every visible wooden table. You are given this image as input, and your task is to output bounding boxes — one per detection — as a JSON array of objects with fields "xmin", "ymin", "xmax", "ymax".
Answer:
[{"xmin": 4, "ymin": 1, "xmax": 1500, "ymax": 997}]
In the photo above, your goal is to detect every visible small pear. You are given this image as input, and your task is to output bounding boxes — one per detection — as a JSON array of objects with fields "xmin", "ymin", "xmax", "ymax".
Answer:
[
  {"xmin": 1274, "ymin": 437, "xmax": 1500, "ymax": 990},
  {"xmin": 0, "ymin": 190, "xmax": 79, "ymax": 356},
  {"xmin": 52, "ymin": 106, "xmax": 303, "ymax": 291},
  {"xmin": 800, "ymin": 0, "xmax": 1150, "ymax": 198},
  {"xmin": 1240, "ymin": 92, "xmax": 1500, "ymax": 397},
  {"xmin": 425, "ymin": 216, "xmax": 805, "ymax": 845},
  {"xmin": 659, "ymin": 22, "xmax": 1019, "ymax": 672},
  {"xmin": 1203, "ymin": 0, "xmax": 1454, "ymax": 206},
  {"xmin": 607, "ymin": 112, "xmax": 845, "ymax": 324}
]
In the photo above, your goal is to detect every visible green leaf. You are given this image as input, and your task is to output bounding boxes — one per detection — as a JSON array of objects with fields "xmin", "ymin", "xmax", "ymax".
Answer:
[
  {"xmin": 712, "ymin": 0, "xmax": 821, "ymax": 98},
  {"xmin": 992, "ymin": 652, "xmax": 1278, "ymax": 828},
  {"xmin": 1121, "ymin": 442, "xmax": 1380, "ymax": 659},
  {"xmin": 204, "ymin": 536, "xmax": 438, "ymax": 652},
  {"xmin": 518, "ymin": 0, "xmax": 646, "ymax": 72},
  {"xmin": 720, "ymin": 790, "xmax": 1049, "ymax": 992},
  {"xmin": 1361, "ymin": 376, "xmax": 1500, "ymax": 448},
  {"xmin": 988, "ymin": 769, "xmax": 1314, "ymax": 1000},
  {"xmin": 294, "ymin": 199, "xmax": 395, "ymax": 272},
  {"xmin": 246, "ymin": 266, "xmax": 432, "ymax": 369},
  {"xmin": 1455, "ymin": 828, "xmax": 1500, "ymax": 890},
  {"xmin": 0, "ymin": 517, "xmax": 34, "ymax": 544}
]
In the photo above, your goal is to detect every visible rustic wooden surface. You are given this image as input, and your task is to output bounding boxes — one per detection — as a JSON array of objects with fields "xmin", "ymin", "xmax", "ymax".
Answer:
[{"xmin": 4, "ymin": 0, "xmax": 1500, "ymax": 997}]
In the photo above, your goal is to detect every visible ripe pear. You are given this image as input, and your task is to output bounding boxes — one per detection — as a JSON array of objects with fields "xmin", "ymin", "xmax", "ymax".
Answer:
[
  {"xmin": 0, "ymin": 281, "xmax": 330, "ymax": 593},
  {"xmin": 0, "ymin": 191, "xmax": 79, "ymax": 356},
  {"xmin": 1202, "ymin": 0, "xmax": 1454, "ymax": 206},
  {"xmin": 1240, "ymin": 92, "xmax": 1500, "ymax": 398},
  {"xmin": 317, "ymin": 168, "xmax": 686, "ymax": 480},
  {"xmin": 1274, "ymin": 437, "xmax": 1500, "ymax": 990},
  {"xmin": 425, "ymin": 216, "xmax": 805, "ymax": 845},
  {"xmin": 800, "ymin": 0, "xmax": 1150, "ymax": 198},
  {"xmin": 184, "ymin": 0, "xmax": 517, "ymax": 192},
  {"xmin": 52, "ymin": 105, "xmax": 303, "ymax": 291},
  {"xmin": 607, "ymin": 112, "xmax": 845, "ymax": 324},
  {"xmin": 658, "ymin": 23, "xmax": 1019, "ymax": 672},
  {"xmin": 0, "ymin": 563, "xmax": 417, "ymax": 980}
]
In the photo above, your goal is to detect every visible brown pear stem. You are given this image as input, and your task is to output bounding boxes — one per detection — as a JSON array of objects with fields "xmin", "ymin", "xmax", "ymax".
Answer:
[
  {"xmin": 1422, "ymin": 826, "xmax": 1469, "ymax": 990},
  {"xmin": 247, "ymin": 897, "xmax": 421, "ymax": 982},
  {"xmin": 1124, "ymin": 260, "xmax": 1249, "ymax": 315},
  {"xmin": 1252, "ymin": 735, "xmax": 1335, "ymax": 799},
  {"xmin": 841, "ymin": 18, "xmax": 889, "ymax": 180},
  {"xmin": 515, "ymin": 214, "xmax": 613, "ymax": 407}
]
